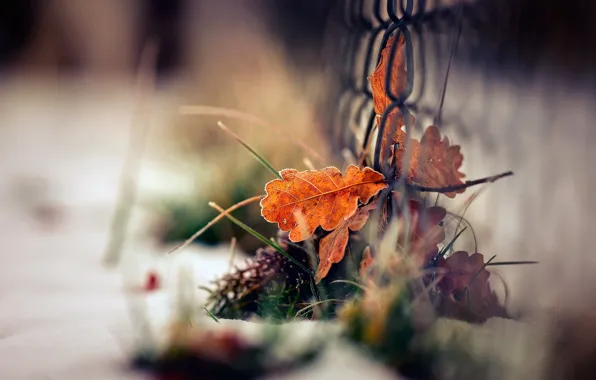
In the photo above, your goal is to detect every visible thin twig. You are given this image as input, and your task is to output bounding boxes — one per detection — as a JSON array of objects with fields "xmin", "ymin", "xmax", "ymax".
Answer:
[
  {"xmin": 167, "ymin": 195, "xmax": 263, "ymax": 255},
  {"xmin": 402, "ymin": 171, "xmax": 514, "ymax": 194},
  {"xmin": 486, "ymin": 261, "xmax": 539, "ymax": 266}
]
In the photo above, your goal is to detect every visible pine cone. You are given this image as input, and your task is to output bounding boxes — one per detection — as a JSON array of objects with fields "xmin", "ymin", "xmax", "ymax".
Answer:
[{"xmin": 208, "ymin": 232, "xmax": 316, "ymax": 320}]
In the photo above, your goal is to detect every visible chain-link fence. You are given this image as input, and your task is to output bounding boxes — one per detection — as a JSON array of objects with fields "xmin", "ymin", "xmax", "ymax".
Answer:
[{"xmin": 317, "ymin": 0, "xmax": 596, "ymax": 312}]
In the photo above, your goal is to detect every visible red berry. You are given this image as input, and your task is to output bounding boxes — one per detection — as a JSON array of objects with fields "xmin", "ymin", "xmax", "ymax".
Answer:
[{"xmin": 144, "ymin": 271, "xmax": 160, "ymax": 292}]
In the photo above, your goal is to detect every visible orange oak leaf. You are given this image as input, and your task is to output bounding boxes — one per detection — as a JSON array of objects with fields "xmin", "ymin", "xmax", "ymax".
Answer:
[
  {"xmin": 316, "ymin": 202, "xmax": 377, "ymax": 283},
  {"xmin": 394, "ymin": 125, "xmax": 465, "ymax": 197},
  {"xmin": 369, "ymin": 34, "xmax": 414, "ymax": 162},
  {"xmin": 260, "ymin": 165, "xmax": 387, "ymax": 243}
]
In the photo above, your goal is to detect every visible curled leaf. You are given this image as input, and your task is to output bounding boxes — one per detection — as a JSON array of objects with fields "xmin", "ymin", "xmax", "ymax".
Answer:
[
  {"xmin": 369, "ymin": 34, "xmax": 406, "ymax": 116},
  {"xmin": 394, "ymin": 125, "xmax": 466, "ymax": 197},
  {"xmin": 260, "ymin": 165, "xmax": 387, "ymax": 242},
  {"xmin": 316, "ymin": 202, "xmax": 377, "ymax": 283}
]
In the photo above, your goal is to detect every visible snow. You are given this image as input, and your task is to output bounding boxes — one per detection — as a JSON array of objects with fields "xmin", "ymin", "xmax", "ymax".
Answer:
[
  {"xmin": 0, "ymin": 78, "xmax": 549, "ymax": 380},
  {"xmin": 0, "ymin": 79, "xmax": 394, "ymax": 379}
]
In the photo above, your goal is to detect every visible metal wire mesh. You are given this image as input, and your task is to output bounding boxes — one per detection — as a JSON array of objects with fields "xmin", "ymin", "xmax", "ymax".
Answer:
[
  {"xmin": 319, "ymin": 0, "xmax": 596, "ymax": 311},
  {"xmin": 321, "ymin": 0, "xmax": 490, "ymax": 168}
]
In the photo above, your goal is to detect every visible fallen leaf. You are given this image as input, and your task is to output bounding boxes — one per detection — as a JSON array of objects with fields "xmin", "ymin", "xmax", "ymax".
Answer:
[
  {"xmin": 434, "ymin": 251, "xmax": 508, "ymax": 322},
  {"xmin": 438, "ymin": 252, "xmax": 487, "ymax": 295},
  {"xmin": 315, "ymin": 202, "xmax": 377, "ymax": 282},
  {"xmin": 401, "ymin": 199, "xmax": 447, "ymax": 266},
  {"xmin": 369, "ymin": 34, "xmax": 414, "ymax": 164},
  {"xmin": 261, "ymin": 165, "xmax": 387, "ymax": 242},
  {"xmin": 359, "ymin": 246, "xmax": 374, "ymax": 279},
  {"xmin": 394, "ymin": 125, "xmax": 465, "ymax": 197}
]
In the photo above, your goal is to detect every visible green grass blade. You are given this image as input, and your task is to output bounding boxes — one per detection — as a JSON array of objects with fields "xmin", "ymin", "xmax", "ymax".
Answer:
[
  {"xmin": 217, "ymin": 121, "xmax": 282, "ymax": 179},
  {"xmin": 203, "ymin": 305, "xmax": 220, "ymax": 323},
  {"xmin": 438, "ymin": 226, "xmax": 467, "ymax": 257},
  {"xmin": 209, "ymin": 202, "xmax": 312, "ymax": 276},
  {"xmin": 485, "ymin": 261, "xmax": 539, "ymax": 266},
  {"xmin": 330, "ymin": 279, "xmax": 368, "ymax": 291}
]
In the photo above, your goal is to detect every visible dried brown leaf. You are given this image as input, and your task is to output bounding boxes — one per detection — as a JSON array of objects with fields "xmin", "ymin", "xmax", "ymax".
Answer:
[
  {"xmin": 394, "ymin": 125, "xmax": 465, "ymax": 197},
  {"xmin": 369, "ymin": 34, "xmax": 414, "ymax": 163},
  {"xmin": 260, "ymin": 165, "xmax": 387, "ymax": 242},
  {"xmin": 315, "ymin": 202, "xmax": 377, "ymax": 283},
  {"xmin": 435, "ymin": 251, "xmax": 508, "ymax": 322},
  {"xmin": 369, "ymin": 34, "xmax": 407, "ymax": 116}
]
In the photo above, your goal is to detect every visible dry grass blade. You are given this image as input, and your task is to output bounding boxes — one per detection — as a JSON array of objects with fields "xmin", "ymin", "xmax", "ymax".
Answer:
[
  {"xmin": 104, "ymin": 40, "xmax": 158, "ymax": 267},
  {"xmin": 294, "ymin": 299, "xmax": 344, "ymax": 319},
  {"xmin": 179, "ymin": 105, "xmax": 324, "ymax": 163},
  {"xmin": 167, "ymin": 195, "xmax": 264, "ymax": 255},
  {"xmin": 302, "ymin": 157, "xmax": 316, "ymax": 170}
]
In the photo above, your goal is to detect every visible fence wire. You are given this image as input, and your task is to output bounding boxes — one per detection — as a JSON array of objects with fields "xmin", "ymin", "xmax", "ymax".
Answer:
[
  {"xmin": 319, "ymin": 0, "xmax": 596, "ymax": 311},
  {"xmin": 321, "ymin": 0, "xmax": 491, "ymax": 167}
]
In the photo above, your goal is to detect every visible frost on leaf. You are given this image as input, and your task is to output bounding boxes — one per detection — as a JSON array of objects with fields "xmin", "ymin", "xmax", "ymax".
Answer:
[
  {"xmin": 260, "ymin": 165, "xmax": 387, "ymax": 242},
  {"xmin": 394, "ymin": 125, "xmax": 465, "ymax": 197},
  {"xmin": 316, "ymin": 202, "xmax": 377, "ymax": 283}
]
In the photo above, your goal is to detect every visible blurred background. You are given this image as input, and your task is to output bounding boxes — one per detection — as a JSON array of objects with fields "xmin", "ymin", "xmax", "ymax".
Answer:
[
  {"xmin": 2, "ymin": 0, "xmax": 596, "ymax": 378},
  {"xmin": 0, "ymin": 1, "xmax": 339, "ymax": 378},
  {"xmin": 0, "ymin": 0, "xmax": 338, "ymax": 254}
]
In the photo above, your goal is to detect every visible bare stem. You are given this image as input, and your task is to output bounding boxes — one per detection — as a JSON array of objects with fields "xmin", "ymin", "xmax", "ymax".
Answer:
[{"xmin": 399, "ymin": 171, "xmax": 514, "ymax": 194}]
